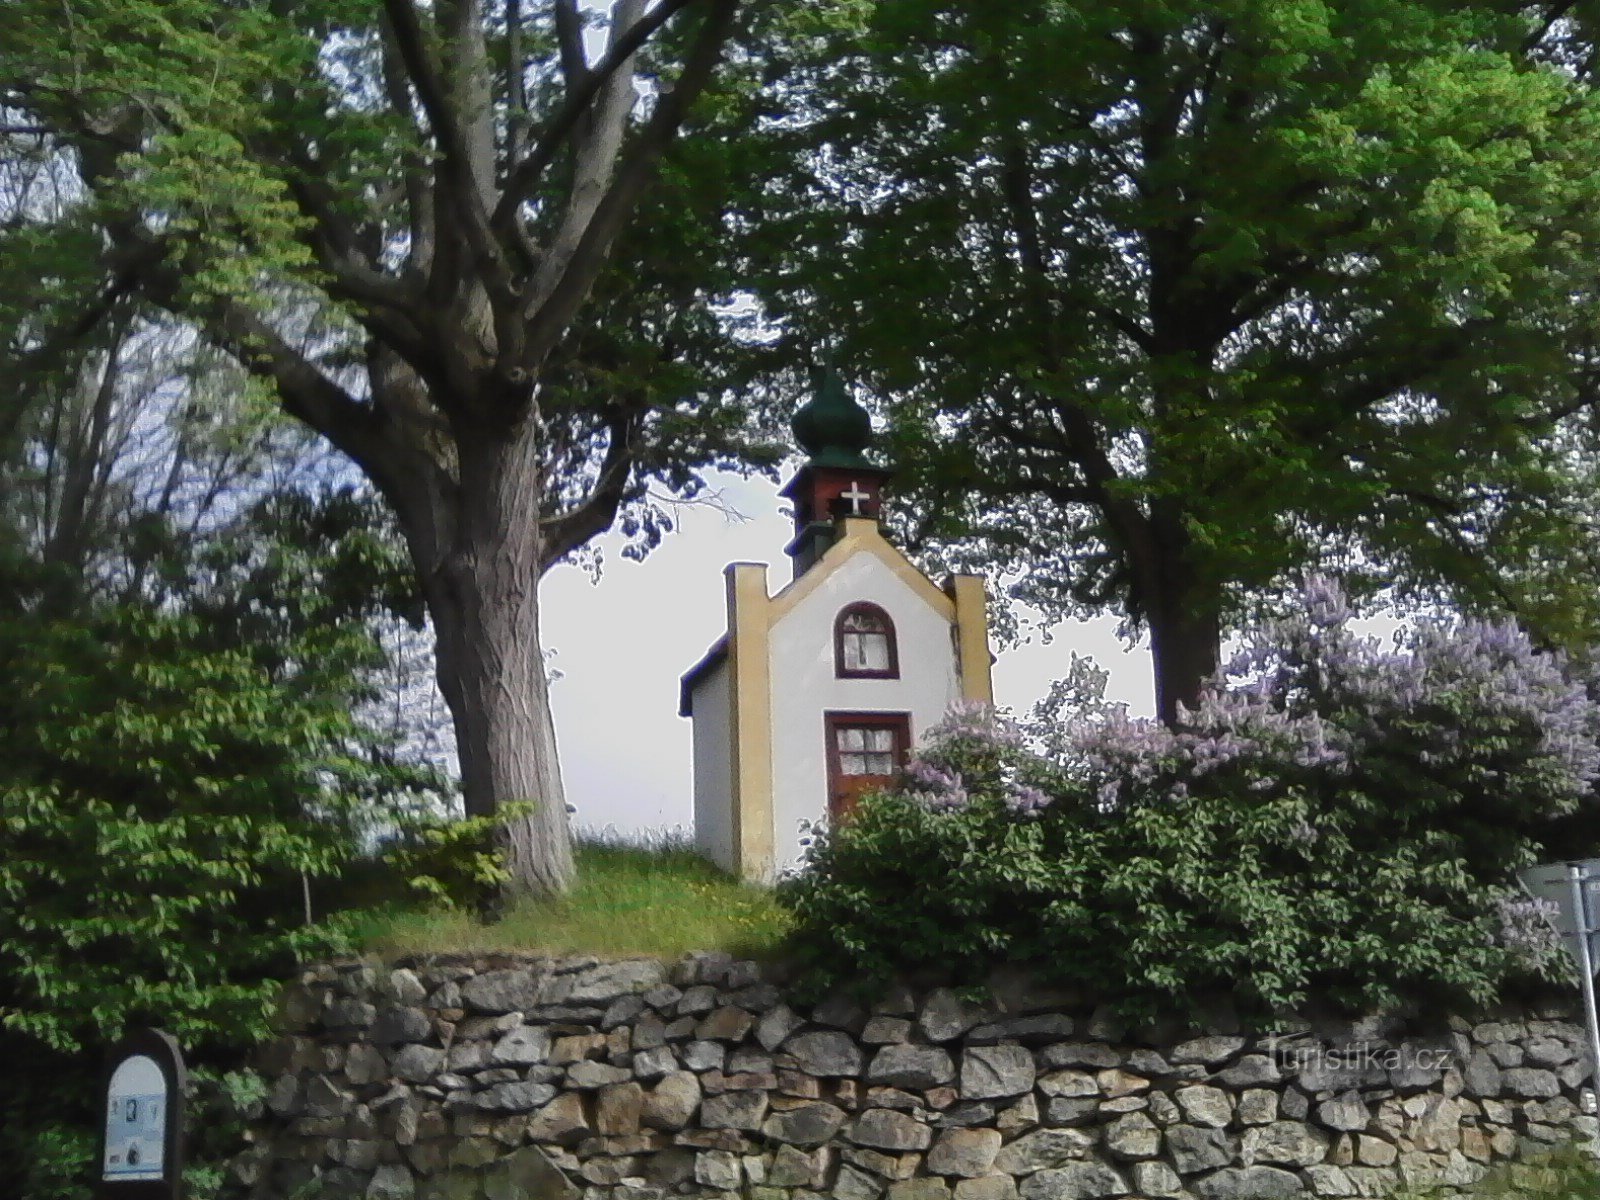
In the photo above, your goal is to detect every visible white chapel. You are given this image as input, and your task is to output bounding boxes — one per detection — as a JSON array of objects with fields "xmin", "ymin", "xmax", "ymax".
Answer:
[{"xmin": 679, "ymin": 371, "xmax": 994, "ymax": 882}]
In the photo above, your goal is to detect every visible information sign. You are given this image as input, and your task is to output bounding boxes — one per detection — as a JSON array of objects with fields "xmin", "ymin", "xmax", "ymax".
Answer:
[{"xmin": 97, "ymin": 1028, "xmax": 186, "ymax": 1200}]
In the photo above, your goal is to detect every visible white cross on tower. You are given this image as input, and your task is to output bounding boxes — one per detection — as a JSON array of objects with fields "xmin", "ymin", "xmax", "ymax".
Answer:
[{"xmin": 840, "ymin": 481, "xmax": 872, "ymax": 516}]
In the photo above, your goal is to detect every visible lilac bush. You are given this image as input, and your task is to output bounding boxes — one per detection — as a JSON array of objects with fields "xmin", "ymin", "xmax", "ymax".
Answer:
[{"xmin": 787, "ymin": 578, "xmax": 1600, "ymax": 1015}]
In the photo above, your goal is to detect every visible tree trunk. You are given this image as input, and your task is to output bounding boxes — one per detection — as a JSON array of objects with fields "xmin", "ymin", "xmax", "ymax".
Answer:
[
  {"xmin": 1128, "ymin": 505, "xmax": 1224, "ymax": 727},
  {"xmin": 424, "ymin": 420, "xmax": 575, "ymax": 897},
  {"xmin": 1148, "ymin": 584, "xmax": 1221, "ymax": 727}
]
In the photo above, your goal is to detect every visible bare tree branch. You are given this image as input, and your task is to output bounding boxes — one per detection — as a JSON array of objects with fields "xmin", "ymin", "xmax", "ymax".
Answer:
[
  {"xmin": 493, "ymin": 0, "xmax": 699, "ymax": 233},
  {"xmin": 520, "ymin": 0, "xmax": 740, "ymax": 364}
]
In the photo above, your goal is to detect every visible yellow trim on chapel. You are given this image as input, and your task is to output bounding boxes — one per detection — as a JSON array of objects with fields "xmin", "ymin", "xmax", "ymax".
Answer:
[
  {"xmin": 946, "ymin": 573, "xmax": 995, "ymax": 705},
  {"xmin": 724, "ymin": 563, "xmax": 776, "ymax": 882}
]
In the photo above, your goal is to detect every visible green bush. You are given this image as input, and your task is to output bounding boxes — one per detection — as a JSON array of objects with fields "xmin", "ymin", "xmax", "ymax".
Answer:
[{"xmin": 782, "ymin": 580, "xmax": 1593, "ymax": 1018}]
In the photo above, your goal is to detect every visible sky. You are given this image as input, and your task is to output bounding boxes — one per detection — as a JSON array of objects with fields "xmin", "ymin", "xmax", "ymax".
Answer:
[{"xmin": 540, "ymin": 466, "xmax": 1158, "ymax": 837}]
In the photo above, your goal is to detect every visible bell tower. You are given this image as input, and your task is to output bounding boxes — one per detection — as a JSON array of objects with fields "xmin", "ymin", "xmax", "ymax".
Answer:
[{"xmin": 779, "ymin": 366, "xmax": 893, "ymax": 579}]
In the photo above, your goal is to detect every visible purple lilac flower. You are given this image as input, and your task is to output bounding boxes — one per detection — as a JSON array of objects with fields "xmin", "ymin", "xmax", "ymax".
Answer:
[{"xmin": 1004, "ymin": 784, "xmax": 1052, "ymax": 816}]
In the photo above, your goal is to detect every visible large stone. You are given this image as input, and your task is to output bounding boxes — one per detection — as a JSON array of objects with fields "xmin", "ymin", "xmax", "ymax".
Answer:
[
  {"xmin": 921, "ymin": 989, "xmax": 985, "ymax": 1042},
  {"xmin": 786, "ymin": 1030, "xmax": 865, "ymax": 1077},
  {"xmin": 1242, "ymin": 1121, "xmax": 1330, "ymax": 1168},
  {"xmin": 345, "ymin": 1044, "xmax": 388, "ymax": 1086},
  {"xmin": 993, "ymin": 1129, "xmax": 1096, "ymax": 1175},
  {"xmin": 698, "ymin": 1006, "xmax": 755, "ymax": 1042},
  {"xmin": 1175, "ymin": 1085, "xmax": 1232, "ymax": 1128},
  {"xmin": 870, "ymin": 1045, "xmax": 957, "ymax": 1089},
  {"xmin": 1315, "ymin": 1092, "xmax": 1369, "ymax": 1132},
  {"xmin": 1526, "ymin": 1035, "xmax": 1575, "ymax": 1067},
  {"xmin": 1131, "ymin": 1161, "xmax": 1184, "ymax": 1198},
  {"xmin": 702, "ymin": 1089, "xmax": 769, "ymax": 1131},
  {"xmin": 491, "ymin": 1026, "xmax": 550, "ymax": 1066},
  {"xmin": 566, "ymin": 1061, "xmax": 631, "ymax": 1089},
  {"xmin": 889, "ymin": 1181, "xmax": 954, "ymax": 1200},
  {"xmin": 755, "ymin": 1004, "xmax": 805, "ymax": 1051},
  {"xmin": 1104, "ymin": 1113, "xmax": 1160, "ymax": 1160},
  {"xmin": 762, "ymin": 1101, "xmax": 847, "ymax": 1146},
  {"xmin": 596, "ymin": 1081, "xmax": 645, "ymax": 1135},
  {"xmin": 526, "ymin": 1093, "xmax": 590, "ymax": 1143},
  {"xmin": 1166, "ymin": 1125, "xmax": 1232, "ymax": 1174},
  {"xmin": 632, "ymin": 1046, "xmax": 677, "ymax": 1080},
  {"xmin": 1096, "ymin": 1070, "xmax": 1148, "ymax": 1099},
  {"xmin": 641, "ymin": 1071, "xmax": 702, "ymax": 1131},
  {"xmin": 928, "ymin": 1128, "xmax": 1003, "ymax": 1178},
  {"xmin": 549, "ymin": 1032, "xmax": 604, "ymax": 1064},
  {"xmin": 1017, "ymin": 1162, "xmax": 1129, "ymax": 1200},
  {"xmin": 1301, "ymin": 1165, "xmax": 1354, "ymax": 1197},
  {"xmin": 851, "ymin": 1108, "xmax": 934, "ymax": 1151},
  {"xmin": 1192, "ymin": 1166, "xmax": 1302, "ymax": 1199},
  {"xmin": 1038, "ymin": 1070, "xmax": 1098, "ymax": 1098},
  {"xmin": 695, "ymin": 1149, "xmax": 743, "ymax": 1190},
  {"xmin": 1356, "ymin": 1135, "xmax": 1397, "ymax": 1167},
  {"xmin": 1217, "ymin": 1055, "xmax": 1281, "ymax": 1088},
  {"xmin": 768, "ymin": 1144, "xmax": 828, "ymax": 1187},
  {"xmin": 961, "ymin": 1045, "xmax": 1036, "ymax": 1100},
  {"xmin": 1502, "ymin": 1068, "xmax": 1560, "ymax": 1098},
  {"xmin": 366, "ymin": 1163, "xmax": 416, "ymax": 1200},
  {"xmin": 681, "ymin": 1040, "xmax": 727, "ymax": 1072},
  {"xmin": 1039, "ymin": 1043, "xmax": 1120, "ymax": 1070},
  {"xmin": 836, "ymin": 1163, "xmax": 888, "ymax": 1200},
  {"xmin": 475, "ymin": 1081, "xmax": 556, "ymax": 1112},
  {"xmin": 1237, "ymin": 1089, "xmax": 1278, "ymax": 1126},
  {"xmin": 954, "ymin": 1178, "xmax": 1020, "ymax": 1200},
  {"xmin": 566, "ymin": 960, "xmax": 666, "ymax": 1002},
  {"xmin": 865, "ymin": 1016, "xmax": 916, "ymax": 1044},
  {"xmin": 996, "ymin": 1094, "xmax": 1040, "ymax": 1135},
  {"xmin": 391, "ymin": 1044, "xmax": 444, "ymax": 1084},
  {"xmin": 461, "ymin": 970, "xmax": 544, "ymax": 1014},
  {"xmin": 1170, "ymin": 1036, "xmax": 1247, "ymax": 1066},
  {"xmin": 1461, "ymin": 1050, "xmax": 1503, "ymax": 1100},
  {"xmin": 372, "ymin": 1006, "xmax": 432, "ymax": 1045},
  {"xmin": 846, "ymin": 1146, "xmax": 918, "ymax": 1180}
]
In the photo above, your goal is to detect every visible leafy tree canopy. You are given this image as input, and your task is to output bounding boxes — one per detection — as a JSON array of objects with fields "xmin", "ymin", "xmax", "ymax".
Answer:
[{"xmin": 744, "ymin": 1, "xmax": 1600, "ymax": 719}]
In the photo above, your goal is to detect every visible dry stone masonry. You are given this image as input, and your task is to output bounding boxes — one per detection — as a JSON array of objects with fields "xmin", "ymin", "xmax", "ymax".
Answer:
[{"xmin": 229, "ymin": 955, "xmax": 1599, "ymax": 1199}]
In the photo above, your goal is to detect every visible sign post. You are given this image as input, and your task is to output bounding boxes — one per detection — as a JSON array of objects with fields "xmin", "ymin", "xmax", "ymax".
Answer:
[
  {"xmin": 1520, "ymin": 860, "xmax": 1600, "ymax": 1112},
  {"xmin": 97, "ymin": 1028, "xmax": 187, "ymax": 1200}
]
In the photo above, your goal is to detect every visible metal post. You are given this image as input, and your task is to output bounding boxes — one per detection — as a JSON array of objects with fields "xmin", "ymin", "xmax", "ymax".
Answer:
[{"xmin": 1568, "ymin": 864, "xmax": 1600, "ymax": 1100}]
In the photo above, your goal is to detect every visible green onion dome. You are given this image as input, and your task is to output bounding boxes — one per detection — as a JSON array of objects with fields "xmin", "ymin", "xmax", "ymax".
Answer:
[{"xmin": 792, "ymin": 366, "xmax": 876, "ymax": 469}]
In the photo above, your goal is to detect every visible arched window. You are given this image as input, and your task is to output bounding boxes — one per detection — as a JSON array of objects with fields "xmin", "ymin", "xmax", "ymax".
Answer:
[{"xmin": 834, "ymin": 603, "xmax": 899, "ymax": 679}]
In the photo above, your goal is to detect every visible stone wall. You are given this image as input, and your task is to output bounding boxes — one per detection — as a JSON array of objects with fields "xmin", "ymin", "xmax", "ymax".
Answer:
[{"xmin": 230, "ymin": 954, "xmax": 1598, "ymax": 1200}]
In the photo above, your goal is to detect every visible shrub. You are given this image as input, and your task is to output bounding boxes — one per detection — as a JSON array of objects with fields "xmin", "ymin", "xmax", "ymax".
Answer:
[
  {"xmin": 0, "ymin": 602, "xmax": 423, "ymax": 1199},
  {"xmin": 782, "ymin": 579, "xmax": 1594, "ymax": 1017}
]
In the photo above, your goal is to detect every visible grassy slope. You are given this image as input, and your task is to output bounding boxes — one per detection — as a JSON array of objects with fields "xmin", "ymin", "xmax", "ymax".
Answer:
[
  {"xmin": 352, "ymin": 840, "xmax": 791, "ymax": 962},
  {"xmin": 1395, "ymin": 1145, "xmax": 1600, "ymax": 1198}
]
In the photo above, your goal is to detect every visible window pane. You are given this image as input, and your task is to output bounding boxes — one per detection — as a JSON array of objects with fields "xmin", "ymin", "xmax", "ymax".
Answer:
[
  {"xmin": 861, "ymin": 633, "xmax": 890, "ymax": 671},
  {"xmin": 868, "ymin": 728, "xmax": 895, "ymax": 752},
  {"xmin": 838, "ymin": 728, "xmax": 865, "ymax": 751},
  {"xmin": 842, "ymin": 635, "xmax": 866, "ymax": 671},
  {"xmin": 840, "ymin": 753, "xmax": 868, "ymax": 775},
  {"xmin": 843, "ymin": 611, "xmax": 884, "ymax": 634},
  {"xmin": 867, "ymin": 752, "xmax": 896, "ymax": 774}
]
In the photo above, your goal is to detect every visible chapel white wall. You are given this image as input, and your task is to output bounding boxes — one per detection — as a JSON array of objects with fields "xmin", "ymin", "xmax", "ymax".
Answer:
[
  {"xmin": 690, "ymin": 660, "xmax": 736, "ymax": 874},
  {"xmin": 767, "ymin": 553, "xmax": 960, "ymax": 875}
]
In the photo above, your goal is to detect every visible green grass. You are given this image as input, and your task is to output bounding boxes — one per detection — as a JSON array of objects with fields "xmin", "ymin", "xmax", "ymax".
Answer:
[
  {"xmin": 350, "ymin": 836, "xmax": 792, "ymax": 963},
  {"xmin": 1387, "ymin": 1145, "xmax": 1600, "ymax": 1199}
]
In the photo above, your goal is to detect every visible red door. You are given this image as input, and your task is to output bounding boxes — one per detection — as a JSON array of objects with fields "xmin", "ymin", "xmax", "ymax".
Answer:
[{"xmin": 825, "ymin": 712, "xmax": 911, "ymax": 821}]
